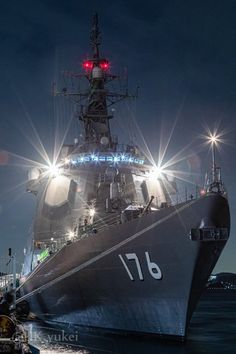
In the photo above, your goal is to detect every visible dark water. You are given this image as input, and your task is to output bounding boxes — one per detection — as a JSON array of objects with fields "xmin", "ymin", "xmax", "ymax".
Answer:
[{"xmin": 25, "ymin": 291, "xmax": 236, "ymax": 354}]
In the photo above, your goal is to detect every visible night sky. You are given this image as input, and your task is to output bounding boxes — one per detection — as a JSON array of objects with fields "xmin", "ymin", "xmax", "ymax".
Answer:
[{"xmin": 0, "ymin": 0, "xmax": 235, "ymax": 273}]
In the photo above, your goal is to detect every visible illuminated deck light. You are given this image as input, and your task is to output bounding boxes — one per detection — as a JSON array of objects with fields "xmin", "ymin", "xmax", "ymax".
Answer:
[
  {"xmin": 114, "ymin": 156, "xmax": 120, "ymax": 162},
  {"xmin": 99, "ymin": 156, "xmax": 106, "ymax": 161},
  {"xmin": 47, "ymin": 163, "xmax": 60, "ymax": 178},
  {"xmin": 67, "ymin": 230, "xmax": 75, "ymax": 240},
  {"xmin": 149, "ymin": 165, "xmax": 164, "ymax": 179},
  {"xmin": 67, "ymin": 153, "xmax": 145, "ymax": 166},
  {"xmin": 89, "ymin": 208, "xmax": 95, "ymax": 217}
]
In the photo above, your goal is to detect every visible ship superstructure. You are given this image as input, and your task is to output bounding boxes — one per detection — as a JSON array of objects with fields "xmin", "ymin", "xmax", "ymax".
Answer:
[{"xmin": 17, "ymin": 15, "xmax": 230, "ymax": 339}]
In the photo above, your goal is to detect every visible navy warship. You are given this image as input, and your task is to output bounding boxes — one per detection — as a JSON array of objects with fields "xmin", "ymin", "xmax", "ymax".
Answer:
[{"xmin": 17, "ymin": 15, "xmax": 230, "ymax": 339}]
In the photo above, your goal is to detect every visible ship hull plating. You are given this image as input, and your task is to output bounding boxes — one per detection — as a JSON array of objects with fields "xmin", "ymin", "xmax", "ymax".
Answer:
[{"xmin": 18, "ymin": 194, "xmax": 230, "ymax": 338}]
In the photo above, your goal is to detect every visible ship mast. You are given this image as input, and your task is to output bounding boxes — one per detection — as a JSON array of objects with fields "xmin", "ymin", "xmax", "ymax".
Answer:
[
  {"xmin": 90, "ymin": 13, "xmax": 101, "ymax": 59},
  {"xmin": 206, "ymin": 135, "xmax": 225, "ymax": 194},
  {"xmin": 54, "ymin": 13, "xmax": 133, "ymax": 152},
  {"xmin": 211, "ymin": 137, "xmax": 217, "ymax": 183},
  {"xmin": 80, "ymin": 13, "xmax": 112, "ymax": 147}
]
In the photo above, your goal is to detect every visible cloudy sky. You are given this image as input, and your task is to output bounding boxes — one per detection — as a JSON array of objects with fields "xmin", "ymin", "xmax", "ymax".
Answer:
[{"xmin": 0, "ymin": 0, "xmax": 235, "ymax": 272}]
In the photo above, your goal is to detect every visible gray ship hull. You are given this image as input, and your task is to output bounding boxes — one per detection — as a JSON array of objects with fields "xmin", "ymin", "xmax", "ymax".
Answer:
[{"xmin": 18, "ymin": 193, "xmax": 230, "ymax": 338}]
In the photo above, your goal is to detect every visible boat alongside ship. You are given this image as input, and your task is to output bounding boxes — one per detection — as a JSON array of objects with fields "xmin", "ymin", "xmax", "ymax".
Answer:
[{"xmin": 16, "ymin": 15, "xmax": 230, "ymax": 340}]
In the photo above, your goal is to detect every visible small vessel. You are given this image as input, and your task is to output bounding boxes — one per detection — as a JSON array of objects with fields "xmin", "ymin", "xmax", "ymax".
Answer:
[
  {"xmin": 17, "ymin": 14, "xmax": 230, "ymax": 339},
  {"xmin": 0, "ymin": 255, "xmax": 38, "ymax": 353},
  {"xmin": 0, "ymin": 314, "xmax": 35, "ymax": 354}
]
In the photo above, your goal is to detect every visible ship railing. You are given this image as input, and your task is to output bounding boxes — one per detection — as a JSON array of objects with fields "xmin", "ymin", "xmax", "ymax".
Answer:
[
  {"xmin": 37, "ymin": 237, "xmax": 69, "ymax": 255},
  {"xmin": 33, "ymin": 212, "xmax": 119, "ymax": 250},
  {"xmin": 32, "ymin": 187, "xmax": 203, "ymax": 260},
  {"xmin": 169, "ymin": 184, "xmax": 204, "ymax": 206},
  {"xmin": 73, "ymin": 142, "xmax": 143, "ymax": 156},
  {"xmin": 77, "ymin": 213, "xmax": 121, "ymax": 239},
  {"xmin": 77, "ymin": 193, "xmax": 197, "ymax": 236}
]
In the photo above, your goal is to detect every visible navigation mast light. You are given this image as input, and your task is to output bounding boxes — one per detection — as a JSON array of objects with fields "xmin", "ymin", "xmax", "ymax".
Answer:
[
  {"xmin": 100, "ymin": 61, "xmax": 109, "ymax": 70},
  {"xmin": 83, "ymin": 61, "xmax": 93, "ymax": 70},
  {"xmin": 205, "ymin": 130, "xmax": 222, "ymax": 184},
  {"xmin": 209, "ymin": 134, "xmax": 218, "ymax": 144}
]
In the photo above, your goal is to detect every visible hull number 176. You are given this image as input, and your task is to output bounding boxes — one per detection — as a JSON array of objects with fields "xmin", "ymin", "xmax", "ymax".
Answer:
[{"xmin": 118, "ymin": 252, "xmax": 162, "ymax": 281}]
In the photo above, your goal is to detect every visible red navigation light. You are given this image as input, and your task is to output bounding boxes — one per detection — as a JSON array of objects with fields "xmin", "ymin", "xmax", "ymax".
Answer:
[
  {"xmin": 83, "ymin": 61, "xmax": 93, "ymax": 70},
  {"xmin": 100, "ymin": 61, "xmax": 109, "ymax": 70}
]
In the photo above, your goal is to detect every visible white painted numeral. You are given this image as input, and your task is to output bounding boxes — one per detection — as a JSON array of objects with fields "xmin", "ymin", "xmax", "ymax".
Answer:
[
  {"xmin": 145, "ymin": 251, "xmax": 162, "ymax": 279},
  {"xmin": 126, "ymin": 253, "xmax": 144, "ymax": 280},
  {"xmin": 118, "ymin": 254, "xmax": 134, "ymax": 281},
  {"xmin": 119, "ymin": 252, "xmax": 162, "ymax": 281}
]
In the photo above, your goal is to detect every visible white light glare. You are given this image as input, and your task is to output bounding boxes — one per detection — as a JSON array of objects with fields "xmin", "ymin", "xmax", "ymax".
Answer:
[
  {"xmin": 47, "ymin": 163, "xmax": 60, "ymax": 178},
  {"xmin": 89, "ymin": 208, "xmax": 95, "ymax": 217},
  {"xmin": 203, "ymin": 127, "xmax": 225, "ymax": 147},
  {"xmin": 67, "ymin": 230, "xmax": 74, "ymax": 240},
  {"xmin": 208, "ymin": 134, "xmax": 218, "ymax": 144},
  {"xmin": 149, "ymin": 165, "xmax": 164, "ymax": 179}
]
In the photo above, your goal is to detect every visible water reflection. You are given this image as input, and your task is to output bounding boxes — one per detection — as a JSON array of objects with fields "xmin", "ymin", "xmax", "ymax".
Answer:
[
  {"xmin": 26, "ymin": 322, "xmax": 187, "ymax": 354},
  {"xmin": 25, "ymin": 292, "xmax": 236, "ymax": 354}
]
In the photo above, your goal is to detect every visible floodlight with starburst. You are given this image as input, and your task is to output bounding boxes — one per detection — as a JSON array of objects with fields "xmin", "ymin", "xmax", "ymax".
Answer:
[
  {"xmin": 149, "ymin": 165, "xmax": 164, "ymax": 179},
  {"xmin": 208, "ymin": 134, "xmax": 219, "ymax": 145},
  {"xmin": 46, "ymin": 163, "xmax": 61, "ymax": 178}
]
